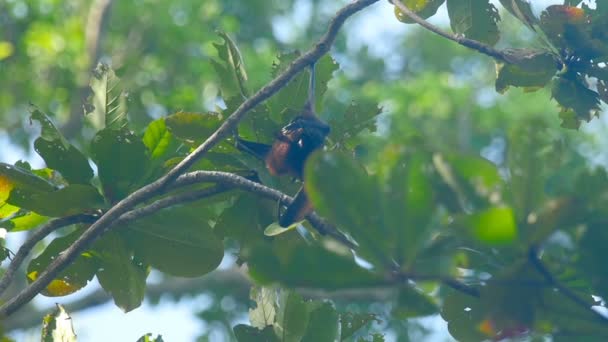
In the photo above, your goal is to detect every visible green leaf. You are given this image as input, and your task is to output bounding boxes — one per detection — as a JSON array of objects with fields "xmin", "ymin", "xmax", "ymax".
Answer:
[
  {"xmin": 8, "ymin": 184, "xmax": 103, "ymax": 217},
  {"xmin": 248, "ymin": 244, "xmax": 382, "ymax": 289},
  {"xmin": 392, "ymin": 286, "xmax": 438, "ymax": 318},
  {"xmin": 441, "ymin": 291, "xmax": 486, "ymax": 341},
  {"xmin": 142, "ymin": 118, "xmax": 177, "ymax": 160},
  {"xmin": 274, "ymin": 291, "xmax": 310, "ymax": 342},
  {"xmin": 305, "ymin": 151, "xmax": 386, "ymax": 266},
  {"xmin": 249, "ymin": 286, "xmax": 277, "ymax": 329},
  {"xmin": 301, "ymin": 302, "xmax": 339, "ymax": 342},
  {"xmin": 551, "ymin": 74, "xmax": 600, "ymax": 122},
  {"xmin": 0, "ymin": 163, "xmax": 55, "ymax": 193},
  {"xmin": 461, "ymin": 206, "xmax": 518, "ymax": 245},
  {"xmin": 379, "ymin": 150, "xmax": 434, "ymax": 265},
  {"xmin": 30, "ymin": 107, "xmax": 94, "ymax": 184},
  {"xmin": 27, "ymin": 230, "xmax": 98, "ymax": 296},
  {"xmin": 340, "ymin": 312, "xmax": 381, "ymax": 341},
  {"xmin": 498, "ymin": 0, "xmax": 539, "ymax": 30},
  {"xmin": 211, "ymin": 31, "xmax": 249, "ymax": 99},
  {"xmin": 263, "ymin": 221, "xmax": 298, "ymax": 236},
  {"xmin": 579, "ymin": 219, "xmax": 608, "ymax": 300},
  {"xmin": 92, "ymin": 232, "xmax": 147, "ymax": 312},
  {"xmin": 327, "ymin": 101, "xmax": 381, "ymax": 144},
  {"xmin": 5, "ymin": 211, "xmax": 48, "ymax": 232},
  {"xmin": 91, "ymin": 127, "xmax": 149, "ymax": 201},
  {"xmin": 233, "ymin": 325, "xmax": 278, "ymax": 342},
  {"xmin": 446, "ymin": 0, "xmax": 501, "ymax": 46},
  {"xmin": 124, "ymin": 205, "xmax": 224, "ymax": 277},
  {"xmin": 165, "ymin": 112, "xmax": 223, "ymax": 143},
  {"xmin": 393, "ymin": 0, "xmax": 445, "ymax": 24},
  {"xmin": 86, "ymin": 63, "xmax": 128, "ymax": 130},
  {"xmin": 496, "ymin": 49, "xmax": 556, "ymax": 93},
  {"xmin": 268, "ymin": 54, "xmax": 337, "ymax": 123},
  {"xmin": 41, "ymin": 304, "xmax": 76, "ymax": 342}
]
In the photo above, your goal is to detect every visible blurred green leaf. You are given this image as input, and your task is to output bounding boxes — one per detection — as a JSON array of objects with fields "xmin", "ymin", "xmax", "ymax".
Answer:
[
  {"xmin": 85, "ymin": 63, "xmax": 128, "ymax": 130},
  {"xmin": 212, "ymin": 31, "xmax": 249, "ymax": 99},
  {"xmin": 41, "ymin": 304, "xmax": 76, "ymax": 342},
  {"xmin": 305, "ymin": 151, "xmax": 387, "ymax": 266},
  {"xmin": 274, "ymin": 291, "xmax": 310, "ymax": 342},
  {"xmin": 551, "ymin": 74, "xmax": 600, "ymax": 122},
  {"xmin": 124, "ymin": 205, "xmax": 224, "ymax": 277},
  {"xmin": 30, "ymin": 107, "xmax": 93, "ymax": 184},
  {"xmin": 27, "ymin": 229, "xmax": 98, "ymax": 297},
  {"xmin": 496, "ymin": 49, "xmax": 556, "ymax": 93},
  {"xmin": 392, "ymin": 286, "xmax": 438, "ymax": 319},
  {"xmin": 461, "ymin": 206, "xmax": 518, "ymax": 245},
  {"xmin": 447, "ymin": 0, "xmax": 501, "ymax": 46},
  {"xmin": 136, "ymin": 333, "xmax": 165, "ymax": 342},
  {"xmin": 340, "ymin": 312, "xmax": 381, "ymax": 341},
  {"xmin": 91, "ymin": 127, "xmax": 149, "ymax": 201},
  {"xmin": 233, "ymin": 325, "xmax": 278, "ymax": 342},
  {"xmin": 301, "ymin": 302, "xmax": 339, "ymax": 342},
  {"xmin": 8, "ymin": 184, "xmax": 104, "ymax": 217},
  {"xmin": 248, "ymin": 244, "xmax": 382, "ymax": 289},
  {"xmin": 92, "ymin": 232, "xmax": 148, "ymax": 312},
  {"xmin": 165, "ymin": 112, "xmax": 223, "ymax": 143},
  {"xmin": 0, "ymin": 163, "xmax": 55, "ymax": 193},
  {"xmin": 394, "ymin": 0, "xmax": 445, "ymax": 24},
  {"xmin": 498, "ymin": 0, "xmax": 539, "ymax": 30}
]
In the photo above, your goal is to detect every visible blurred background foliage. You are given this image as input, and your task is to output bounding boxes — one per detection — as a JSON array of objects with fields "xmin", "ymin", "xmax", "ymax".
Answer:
[{"xmin": 1, "ymin": 0, "xmax": 607, "ymax": 341}]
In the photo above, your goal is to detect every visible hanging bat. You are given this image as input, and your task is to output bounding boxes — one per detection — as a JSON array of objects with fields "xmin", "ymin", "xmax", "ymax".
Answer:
[{"xmin": 236, "ymin": 64, "xmax": 330, "ymax": 226}]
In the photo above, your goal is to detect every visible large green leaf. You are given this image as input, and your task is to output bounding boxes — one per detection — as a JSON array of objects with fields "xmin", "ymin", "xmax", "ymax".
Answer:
[
  {"xmin": 30, "ymin": 107, "xmax": 93, "ymax": 184},
  {"xmin": 248, "ymin": 244, "xmax": 382, "ymax": 289},
  {"xmin": 305, "ymin": 151, "xmax": 387, "ymax": 266},
  {"xmin": 301, "ymin": 302, "xmax": 339, "ymax": 342},
  {"xmin": 211, "ymin": 31, "xmax": 249, "ymax": 99},
  {"xmin": 327, "ymin": 100, "xmax": 381, "ymax": 145},
  {"xmin": 496, "ymin": 49, "xmax": 556, "ymax": 93},
  {"xmin": 27, "ymin": 229, "xmax": 98, "ymax": 297},
  {"xmin": 8, "ymin": 184, "xmax": 104, "ymax": 217},
  {"xmin": 0, "ymin": 162, "xmax": 55, "ymax": 193},
  {"xmin": 233, "ymin": 325, "xmax": 278, "ymax": 342},
  {"xmin": 85, "ymin": 63, "xmax": 128, "ymax": 130},
  {"xmin": 551, "ymin": 73, "xmax": 601, "ymax": 122},
  {"xmin": 124, "ymin": 205, "xmax": 224, "ymax": 277},
  {"xmin": 274, "ymin": 291, "xmax": 310, "ymax": 342},
  {"xmin": 446, "ymin": 0, "xmax": 501, "ymax": 46},
  {"xmin": 91, "ymin": 127, "xmax": 149, "ymax": 201},
  {"xmin": 340, "ymin": 312, "xmax": 381, "ymax": 341},
  {"xmin": 579, "ymin": 219, "xmax": 608, "ymax": 300},
  {"xmin": 268, "ymin": 54, "xmax": 337, "ymax": 123},
  {"xmin": 165, "ymin": 112, "xmax": 223, "ymax": 144},
  {"xmin": 392, "ymin": 286, "xmax": 438, "ymax": 319},
  {"xmin": 92, "ymin": 232, "xmax": 148, "ymax": 312},
  {"xmin": 498, "ymin": 0, "xmax": 538, "ymax": 30}
]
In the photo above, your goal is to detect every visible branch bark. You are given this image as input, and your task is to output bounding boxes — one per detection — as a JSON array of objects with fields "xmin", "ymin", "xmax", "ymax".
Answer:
[
  {"xmin": 0, "ymin": 0, "xmax": 379, "ymax": 318},
  {"xmin": 391, "ymin": 0, "xmax": 509, "ymax": 63}
]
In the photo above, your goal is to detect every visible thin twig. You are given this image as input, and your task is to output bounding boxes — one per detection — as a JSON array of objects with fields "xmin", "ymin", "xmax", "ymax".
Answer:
[
  {"xmin": 0, "ymin": 0, "xmax": 378, "ymax": 318},
  {"xmin": 0, "ymin": 214, "xmax": 97, "ymax": 297},
  {"xmin": 391, "ymin": 0, "xmax": 508, "ymax": 63},
  {"xmin": 528, "ymin": 247, "xmax": 608, "ymax": 324}
]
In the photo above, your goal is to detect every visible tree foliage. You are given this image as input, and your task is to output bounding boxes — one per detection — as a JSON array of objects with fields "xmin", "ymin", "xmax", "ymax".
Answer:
[{"xmin": 1, "ymin": 0, "xmax": 608, "ymax": 341}]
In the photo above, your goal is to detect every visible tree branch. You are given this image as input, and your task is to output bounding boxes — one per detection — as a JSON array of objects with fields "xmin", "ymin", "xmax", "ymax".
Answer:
[
  {"xmin": 391, "ymin": 0, "xmax": 509, "ymax": 63},
  {"xmin": 172, "ymin": 171, "xmax": 357, "ymax": 249},
  {"xmin": 0, "ymin": 214, "xmax": 97, "ymax": 297},
  {"xmin": 528, "ymin": 247, "xmax": 608, "ymax": 324},
  {"xmin": 0, "ymin": 0, "xmax": 378, "ymax": 318}
]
